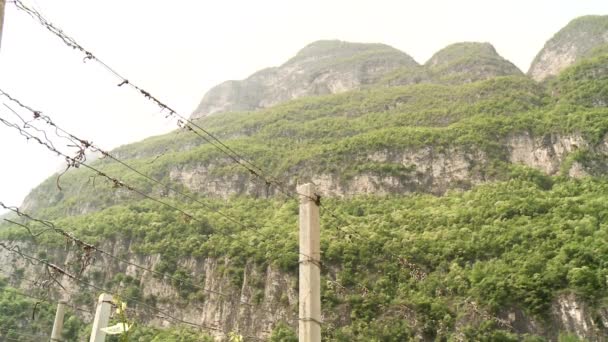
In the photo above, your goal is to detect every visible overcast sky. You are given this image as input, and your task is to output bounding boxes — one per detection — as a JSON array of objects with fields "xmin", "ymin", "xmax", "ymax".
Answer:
[{"xmin": 0, "ymin": 0, "xmax": 607, "ymax": 210}]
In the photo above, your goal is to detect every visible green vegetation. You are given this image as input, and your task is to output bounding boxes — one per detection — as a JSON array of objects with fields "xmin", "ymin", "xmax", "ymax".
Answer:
[
  {"xmin": 4, "ymin": 174, "xmax": 608, "ymax": 339},
  {"xmin": 21, "ymin": 74, "xmax": 558, "ymax": 216},
  {"xmin": 108, "ymin": 325, "xmax": 213, "ymax": 342},
  {"xmin": 2, "ymin": 31, "xmax": 608, "ymax": 340},
  {"xmin": 283, "ymin": 40, "xmax": 417, "ymax": 72},
  {"xmin": 529, "ymin": 15, "xmax": 608, "ymax": 79},
  {"xmin": 0, "ymin": 279, "xmax": 86, "ymax": 341},
  {"xmin": 550, "ymin": 53, "xmax": 608, "ymax": 108},
  {"xmin": 380, "ymin": 42, "xmax": 523, "ymax": 86}
]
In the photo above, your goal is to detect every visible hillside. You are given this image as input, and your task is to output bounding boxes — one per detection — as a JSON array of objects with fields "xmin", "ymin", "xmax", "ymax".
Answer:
[
  {"xmin": 382, "ymin": 42, "xmax": 523, "ymax": 86},
  {"xmin": 2, "ymin": 16, "xmax": 608, "ymax": 341},
  {"xmin": 191, "ymin": 40, "xmax": 418, "ymax": 118},
  {"xmin": 528, "ymin": 15, "xmax": 608, "ymax": 81}
]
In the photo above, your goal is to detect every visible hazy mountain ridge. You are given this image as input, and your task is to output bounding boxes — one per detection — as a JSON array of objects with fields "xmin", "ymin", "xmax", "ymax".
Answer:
[
  {"xmin": 191, "ymin": 40, "xmax": 418, "ymax": 118},
  {"xmin": 192, "ymin": 40, "xmax": 527, "ymax": 119},
  {"xmin": 382, "ymin": 42, "xmax": 523, "ymax": 87},
  {"xmin": 2, "ymin": 15, "xmax": 608, "ymax": 341},
  {"xmin": 528, "ymin": 15, "xmax": 608, "ymax": 81}
]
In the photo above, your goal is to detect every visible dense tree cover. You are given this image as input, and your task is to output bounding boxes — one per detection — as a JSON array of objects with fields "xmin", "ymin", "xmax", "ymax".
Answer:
[
  {"xmin": 2, "ymin": 173, "xmax": 607, "ymax": 340},
  {"xmin": 2, "ymin": 35, "xmax": 607, "ymax": 341},
  {"xmin": 110, "ymin": 325, "xmax": 213, "ymax": 342},
  {"xmin": 0, "ymin": 279, "xmax": 86, "ymax": 341},
  {"xmin": 382, "ymin": 42, "xmax": 524, "ymax": 85},
  {"xmin": 18, "ymin": 74, "xmax": 556, "ymax": 216},
  {"xmin": 20, "ymin": 50, "xmax": 608, "ymax": 218},
  {"xmin": 0, "ymin": 279, "xmax": 215, "ymax": 341},
  {"xmin": 549, "ymin": 54, "xmax": 608, "ymax": 108}
]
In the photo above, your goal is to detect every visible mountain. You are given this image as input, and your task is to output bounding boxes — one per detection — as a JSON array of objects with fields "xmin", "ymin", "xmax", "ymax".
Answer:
[
  {"xmin": 191, "ymin": 40, "xmax": 418, "ymax": 118},
  {"xmin": 2, "ymin": 16, "xmax": 608, "ymax": 341},
  {"xmin": 528, "ymin": 15, "xmax": 608, "ymax": 81},
  {"xmin": 382, "ymin": 42, "xmax": 523, "ymax": 87},
  {"xmin": 425, "ymin": 42, "xmax": 523, "ymax": 82}
]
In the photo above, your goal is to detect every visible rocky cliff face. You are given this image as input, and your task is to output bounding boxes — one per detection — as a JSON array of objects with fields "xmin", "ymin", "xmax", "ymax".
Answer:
[
  {"xmin": 528, "ymin": 15, "xmax": 608, "ymax": 81},
  {"xmin": 1, "ymin": 239, "xmax": 606, "ymax": 341},
  {"xmin": 0, "ymin": 240, "xmax": 297, "ymax": 340},
  {"xmin": 5, "ymin": 14, "xmax": 608, "ymax": 342},
  {"xmin": 166, "ymin": 132, "xmax": 604, "ymax": 199},
  {"xmin": 191, "ymin": 40, "xmax": 418, "ymax": 119}
]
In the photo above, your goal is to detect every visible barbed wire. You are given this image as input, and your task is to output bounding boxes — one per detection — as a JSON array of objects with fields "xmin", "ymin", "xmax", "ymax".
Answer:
[
  {"xmin": 0, "ymin": 109, "xmax": 412, "ymax": 334},
  {"xmin": 11, "ymin": 0, "xmax": 302, "ymax": 202},
  {"xmin": 1, "ymin": 94, "xmax": 321, "ymax": 269},
  {"xmin": 0, "ymin": 112, "xmax": 209, "ymax": 226},
  {"xmin": 4, "ymin": 0, "xmax": 418, "ymax": 331},
  {"xmin": 0, "ymin": 202, "xmax": 253, "ymax": 306},
  {"xmin": 0, "ymin": 98, "xmax": 316, "ymax": 280},
  {"xmin": 0, "ymin": 242, "xmax": 268, "ymax": 339},
  {"xmin": 0, "ymin": 110, "xmax": 310, "ymax": 327},
  {"xmin": 0, "ymin": 90, "xmax": 256, "ymax": 231},
  {"xmin": 0, "ymin": 202, "xmax": 300, "ymax": 319}
]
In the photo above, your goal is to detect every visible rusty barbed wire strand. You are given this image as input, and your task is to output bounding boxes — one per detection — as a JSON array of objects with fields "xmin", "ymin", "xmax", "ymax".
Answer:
[
  {"xmin": 0, "ymin": 111, "xmax": 306, "ymax": 326},
  {"xmin": 0, "ymin": 242, "xmax": 268, "ymax": 339},
  {"xmin": 0, "ymin": 114, "xmax": 206, "ymax": 225},
  {"xmin": 0, "ymin": 90, "xmax": 255, "ymax": 231},
  {"xmin": 11, "ymin": 0, "xmax": 302, "ymax": 202},
  {"xmin": 0, "ymin": 202, "xmax": 304, "ymax": 328},
  {"xmin": 0, "ymin": 110, "xmax": 305, "ymax": 318},
  {"xmin": 2, "ymin": 1, "xmax": 435, "ymax": 335},
  {"xmin": 0, "ymin": 94, "xmax": 321, "ymax": 272},
  {"xmin": 0, "ymin": 203, "xmax": 259, "ymax": 307}
]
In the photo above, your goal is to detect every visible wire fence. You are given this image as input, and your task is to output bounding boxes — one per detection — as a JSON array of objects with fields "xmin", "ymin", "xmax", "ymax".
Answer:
[{"xmin": 0, "ymin": 0, "xmax": 419, "ymax": 339}]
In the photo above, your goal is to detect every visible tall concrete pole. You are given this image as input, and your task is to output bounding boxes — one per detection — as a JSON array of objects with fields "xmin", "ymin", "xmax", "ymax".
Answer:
[
  {"xmin": 89, "ymin": 293, "xmax": 113, "ymax": 342},
  {"xmin": 298, "ymin": 183, "xmax": 321, "ymax": 342},
  {"xmin": 50, "ymin": 300, "xmax": 67, "ymax": 341},
  {"xmin": 0, "ymin": 0, "xmax": 5, "ymax": 51}
]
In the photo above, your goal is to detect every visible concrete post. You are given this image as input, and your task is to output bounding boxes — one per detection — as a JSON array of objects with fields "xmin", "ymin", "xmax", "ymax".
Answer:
[
  {"xmin": 50, "ymin": 300, "xmax": 66, "ymax": 341},
  {"xmin": 0, "ymin": 0, "xmax": 6, "ymax": 51},
  {"xmin": 298, "ymin": 183, "xmax": 321, "ymax": 342},
  {"xmin": 89, "ymin": 293, "xmax": 113, "ymax": 342}
]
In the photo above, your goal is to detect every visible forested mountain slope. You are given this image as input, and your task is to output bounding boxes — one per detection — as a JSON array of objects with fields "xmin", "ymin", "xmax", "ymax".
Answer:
[
  {"xmin": 1, "ymin": 15, "xmax": 608, "ymax": 342},
  {"xmin": 528, "ymin": 15, "xmax": 608, "ymax": 81}
]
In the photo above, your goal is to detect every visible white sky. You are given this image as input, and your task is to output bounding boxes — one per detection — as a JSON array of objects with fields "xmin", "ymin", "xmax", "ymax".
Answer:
[{"xmin": 0, "ymin": 0, "xmax": 607, "ymax": 210}]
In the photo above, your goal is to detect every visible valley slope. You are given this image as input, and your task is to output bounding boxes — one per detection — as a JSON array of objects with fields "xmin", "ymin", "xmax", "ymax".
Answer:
[{"xmin": 2, "ymin": 15, "xmax": 608, "ymax": 342}]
